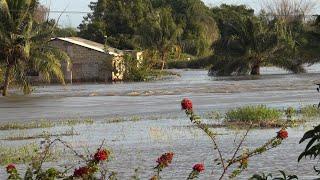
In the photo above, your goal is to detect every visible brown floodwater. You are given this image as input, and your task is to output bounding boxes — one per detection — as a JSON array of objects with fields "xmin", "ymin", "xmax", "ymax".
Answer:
[{"xmin": 0, "ymin": 66, "xmax": 320, "ymax": 179}]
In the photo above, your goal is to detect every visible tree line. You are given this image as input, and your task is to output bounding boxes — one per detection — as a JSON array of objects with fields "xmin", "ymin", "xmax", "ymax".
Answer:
[
  {"xmin": 1, "ymin": 0, "xmax": 320, "ymax": 96},
  {"xmin": 78, "ymin": 0, "xmax": 320, "ymax": 74}
]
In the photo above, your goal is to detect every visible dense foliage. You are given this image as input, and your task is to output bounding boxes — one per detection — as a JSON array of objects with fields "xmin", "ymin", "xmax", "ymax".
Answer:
[
  {"xmin": 209, "ymin": 4, "xmax": 320, "ymax": 75},
  {"xmin": 79, "ymin": 0, "xmax": 219, "ymax": 69},
  {"xmin": 1, "ymin": 1, "xmax": 320, "ymax": 94},
  {"xmin": 79, "ymin": 1, "xmax": 320, "ymax": 75}
]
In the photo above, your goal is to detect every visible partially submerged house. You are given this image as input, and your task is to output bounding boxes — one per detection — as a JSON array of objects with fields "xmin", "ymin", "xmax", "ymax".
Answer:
[{"xmin": 47, "ymin": 37, "xmax": 141, "ymax": 83}]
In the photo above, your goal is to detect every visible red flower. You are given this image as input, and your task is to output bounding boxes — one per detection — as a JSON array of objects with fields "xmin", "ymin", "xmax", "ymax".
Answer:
[
  {"xmin": 6, "ymin": 164, "xmax": 16, "ymax": 173},
  {"xmin": 73, "ymin": 166, "xmax": 90, "ymax": 177},
  {"xmin": 193, "ymin": 163, "xmax": 205, "ymax": 172},
  {"xmin": 94, "ymin": 149, "xmax": 109, "ymax": 161},
  {"xmin": 277, "ymin": 129, "xmax": 288, "ymax": 139},
  {"xmin": 156, "ymin": 152, "xmax": 174, "ymax": 167},
  {"xmin": 181, "ymin": 98, "xmax": 193, "ymax": 110}
]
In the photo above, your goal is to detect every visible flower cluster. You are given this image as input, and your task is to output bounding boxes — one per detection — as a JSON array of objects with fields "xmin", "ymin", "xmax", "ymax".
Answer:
[
  {"xmin": 6, "ymin": 164, "xmax": 16, "ymax": 173},
  {"xmin": 181, "ymin": 98, "xmax": 193, "ymax": 110},
  {"xmin": 73, "ymin": 166, "xmax": 90, "ymax": 177},
  {"xmin": 193, "ymin": 163, "xmax": 205, "ymax": 172},
  {"xmin": 73, "ymin": 148, "xmax": 110, "ymax": 178},
  {"xmin": 152, "ymin": 152, "xmax": 174, "ymax": 179},
  {"xmin": 94, "ymin": 148, "xmax": 109, "ymax": 161},
  {"xmin": 5, "ymin": 163, "xmax": 19, "ymax": 179},
  {"xmin": 156, "ymin": 152, "xmax": 174, "ymax": 168},
  {"xmin": 277, "ymin": 129, "xmax": 288, "ymax": 139},
  {"xmin": 187, "ymin": 163, "xmax": 205, "ymax": 179}
]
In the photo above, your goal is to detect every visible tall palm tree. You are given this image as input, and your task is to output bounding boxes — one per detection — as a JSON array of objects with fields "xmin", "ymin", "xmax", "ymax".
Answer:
[
  {"xmin": 210, "ymin": 16, "xmax": 306, "ymax": 76},
  {"xmin": 0, "ymin": 0, "xmax": 69, "ymax": 96}
]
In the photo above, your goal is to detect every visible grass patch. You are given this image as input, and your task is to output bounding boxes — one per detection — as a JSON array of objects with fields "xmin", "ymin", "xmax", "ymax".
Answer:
[
  {"xmin": 130, "ymin": 115, "xmax": 142, "ymax": 122},
  {"xmin": 1, "ymin": 128, "xmax": 79, "ymax": 141},
  {"xmin": 106, "ymin": 116, "xmax": 126, "ymax": 124},
  {"xmin": 225, "ymin": 105, "xmax": 283, "ymax": 127},
  {"xmin": 300, "ymin": 105, "xmax": 320, "ymax": 118},
  {"xmin": 226, "ymin": 105, "xmax": 281, "ymax": 122},
  {"xmin": 0, "ymin": 143, "xmax": 39, "ymax": 165},
  {"xmin": 0, "ymin": 143, "xmax": 61, "ymax": 166},
  {"xmin": 0, "ymin": 118, "xmax": 94, "ymax": 131},
  {"xmin": 204, "ymin": 111, "xmax": 223, "ymax": 120}
]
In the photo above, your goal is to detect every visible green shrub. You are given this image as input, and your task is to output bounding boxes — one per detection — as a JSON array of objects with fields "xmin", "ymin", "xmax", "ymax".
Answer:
[
  {"xmin": 226, "ymin": 105, "xmax": 281, "ymax": 122},
  {"xmin": 300, "ymin": 105, "xmax": 320, "ymax": 117}
]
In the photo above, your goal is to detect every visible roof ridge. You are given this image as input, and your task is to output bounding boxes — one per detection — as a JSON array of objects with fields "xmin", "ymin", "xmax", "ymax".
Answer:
[{"xmin": 52, "ymin": 37, "xmax": 123, "ymax": 56}]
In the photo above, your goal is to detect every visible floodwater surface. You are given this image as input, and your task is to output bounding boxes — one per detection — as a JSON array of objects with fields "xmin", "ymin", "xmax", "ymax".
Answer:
[
  {"xmin": 0, "ymin": 66, "xmax": 320, "ymax": 179},
  {"xmin": 1, "ymin": 66, "xmax": 320, "ymax": 122}
]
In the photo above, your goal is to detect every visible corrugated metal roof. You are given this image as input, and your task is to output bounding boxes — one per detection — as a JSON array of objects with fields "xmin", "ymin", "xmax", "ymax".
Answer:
[{"xmin": 51, "ymin": 37, "xmax": 123, "ymax": 56}]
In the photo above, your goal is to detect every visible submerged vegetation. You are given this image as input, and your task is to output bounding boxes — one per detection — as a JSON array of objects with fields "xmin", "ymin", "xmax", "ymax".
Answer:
[
  {"xmin": 1, "ymin": 128, "xmax": 78, "ymax": 141},
  {"xmin": 0, "ymin": 99, "xmax": 319, "ymax": 178},
  {"xmin": 300, "ymin": 105, "xmax": 320, "ymax": 117},
  {"xmin": 0, "ymin": 143, "xmax": 39, "ymax": 166},
  {"xmin": 0, "ymin": 104, "xmax": 314, "ymax": 132},
  {"xmin": 1, "ymin": 99, "xmax": 290, "ymax": 179},
  {"xmin": 0, "ymin": 143, "xmax": 61, "ymax": 166},
  {"xmin": 0, "ymin": 119, "xmax": 93, "ymax": 131},
  {"xmin": 204, "ymin": 105, "xmax": 315, "ymax": 128}
]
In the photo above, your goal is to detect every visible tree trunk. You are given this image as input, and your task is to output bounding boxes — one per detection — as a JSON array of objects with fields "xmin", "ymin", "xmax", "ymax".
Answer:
[
  {"xmin": 250, "ymin": 63, "xmax": 260, "ymax": 75},
  {"xmin": 160, "ymin": 51, "xmax": 166, "ymax": 71},
  {"xmin": 2, "ymin": 64, "xmax": 12, "ymax": 96},
  {"xmin": 161, "ymin": 60, "xmax": 165, "ymax": 71}
]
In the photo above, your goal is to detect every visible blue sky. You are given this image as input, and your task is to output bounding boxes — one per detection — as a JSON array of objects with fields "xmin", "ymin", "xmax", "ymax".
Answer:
[{"xmin": 39, "ymin": 0, "xmax": 316, "ymax": 28}]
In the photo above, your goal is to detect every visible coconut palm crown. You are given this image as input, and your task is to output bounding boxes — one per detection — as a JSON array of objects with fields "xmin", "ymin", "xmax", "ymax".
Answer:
[{"xmin": 0, "ymin": 0, "xmax": 70, "ymax": 96}]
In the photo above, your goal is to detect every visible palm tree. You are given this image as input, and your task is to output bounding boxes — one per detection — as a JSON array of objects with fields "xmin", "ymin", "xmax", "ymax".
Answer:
[
  {"xmin": 0, "ymin": 0, "xmax": 69, "ymax": 96},
  {"xmin": 210, "ymin": 15, "xmax": 306, "ymax": 76}
]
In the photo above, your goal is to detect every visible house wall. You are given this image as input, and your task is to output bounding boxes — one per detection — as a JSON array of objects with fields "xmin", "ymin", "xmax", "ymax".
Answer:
[{"xmin": 50, "ymin": 40, "xmax": 115, "ymax": 82}]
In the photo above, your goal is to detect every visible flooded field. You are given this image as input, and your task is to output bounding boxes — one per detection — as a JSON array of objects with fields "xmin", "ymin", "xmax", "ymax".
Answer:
[{"xmin": 1, "ymin": 66, "xmax": 320, "ymax": 179}]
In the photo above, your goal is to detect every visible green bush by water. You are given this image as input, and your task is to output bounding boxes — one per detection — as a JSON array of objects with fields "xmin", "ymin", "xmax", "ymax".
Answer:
[{"xmin": 226, "ymin": 105, "xmax": 281, "ymax": 122}]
